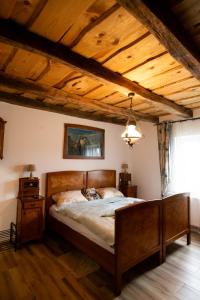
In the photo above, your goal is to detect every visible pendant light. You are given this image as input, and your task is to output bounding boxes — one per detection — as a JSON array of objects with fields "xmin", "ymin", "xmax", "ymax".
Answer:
[{"xmin": 121, "ymin": 93, "xmax": 143, "ymax": 147}]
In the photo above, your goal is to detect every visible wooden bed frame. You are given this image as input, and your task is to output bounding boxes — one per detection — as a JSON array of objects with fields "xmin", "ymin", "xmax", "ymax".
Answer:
[
  {"xmin": 162, "ymin": 193, "xmax": 191, "ymax": 262},
  {"xmin": 45, "ymin": 170, "xmax": 190, "ymax": 295}
]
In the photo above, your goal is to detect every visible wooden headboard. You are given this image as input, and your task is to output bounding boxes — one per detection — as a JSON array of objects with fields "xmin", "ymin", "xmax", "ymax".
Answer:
[
  {"xmin": 45, "ymin": 169, "xmax": 116, "ymax": 213},
  {"xmin": 46, "ymin": 170, "xmax": 86, "ymax": 212},
  {"xmin": 87, "ymin": 170, "xmax": 116, "ymax": 189}
]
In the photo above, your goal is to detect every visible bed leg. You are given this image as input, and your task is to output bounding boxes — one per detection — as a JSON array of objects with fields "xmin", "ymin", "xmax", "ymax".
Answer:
[
  {"xmin": 187, "ymin": 231, "xmax": 191, "ymax": 245},
  {"xmin": 114, "ymin": 272, "xmax": 122, "ymax": 296},
  {"xmin": 162, "ymin": 245, "xmax": 166, "ymax": 263},
  {"xmin": 158, "ymin": 249, "xmax": 163, "ymax": 265}
]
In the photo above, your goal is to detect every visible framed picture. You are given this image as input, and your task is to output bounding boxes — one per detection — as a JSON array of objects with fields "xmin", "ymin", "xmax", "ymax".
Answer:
[{"xmin": 63, "ymin": 124, "xmax": 105, "ymax": 159}]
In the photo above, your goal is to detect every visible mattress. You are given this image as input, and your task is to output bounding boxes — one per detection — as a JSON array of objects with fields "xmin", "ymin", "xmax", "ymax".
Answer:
[{"xmin": 49, "ymin": 205, "xmax": 114, "ymax": 253}]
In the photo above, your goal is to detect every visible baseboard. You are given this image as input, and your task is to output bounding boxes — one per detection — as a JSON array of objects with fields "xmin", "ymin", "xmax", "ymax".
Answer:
[{"xmin": 190, "ymin": 225, "xmax": 200, "ymax": 234}]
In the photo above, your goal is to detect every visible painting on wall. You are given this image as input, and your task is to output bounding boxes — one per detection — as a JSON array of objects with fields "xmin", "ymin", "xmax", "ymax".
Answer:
[{"xmin": 63, "ymin": 124, "xmax": 105, "ymax": 159}]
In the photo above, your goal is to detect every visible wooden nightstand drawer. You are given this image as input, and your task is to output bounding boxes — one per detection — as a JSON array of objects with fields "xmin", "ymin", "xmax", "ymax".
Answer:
[{"xmin": 23, "ymin": 201, "xmax": 43, "ymax": 209}]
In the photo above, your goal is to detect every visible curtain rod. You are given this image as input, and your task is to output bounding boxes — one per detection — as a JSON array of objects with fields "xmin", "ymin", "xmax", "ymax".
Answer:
[{"xmin": 156, "ymin": 116, "xmax": 200, "ymax": 126}]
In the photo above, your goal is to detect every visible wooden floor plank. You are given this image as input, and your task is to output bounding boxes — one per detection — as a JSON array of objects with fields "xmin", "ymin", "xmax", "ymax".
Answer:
[{"xmin": 0, "ymin": 233, "xmax": 200, "ymax": 299}]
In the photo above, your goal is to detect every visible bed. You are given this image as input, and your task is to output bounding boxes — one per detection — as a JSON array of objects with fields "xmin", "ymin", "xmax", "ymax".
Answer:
[
  {"xmin": 45, "ymin": 170, "xmax": 190, "ymax": 294},
  {"xmin": 162, "ymin": 193, "xmax": 191, "ymax": 261}
]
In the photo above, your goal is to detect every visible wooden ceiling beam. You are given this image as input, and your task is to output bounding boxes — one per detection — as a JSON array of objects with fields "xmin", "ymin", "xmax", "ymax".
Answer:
[
  {"xmin": 0, "ymin": 71, "xmax": 158, "ymax": 123},
  {"xmin": 117, "ymin": 0, "xmax": 200, "ymax": 81},
  {"xmin": 0, "ymin": 91, "xmax": 128, "ymax": 126},
  {"xmin": 0, "ymin": 19, "xmax": 192, "ymax": 118}
]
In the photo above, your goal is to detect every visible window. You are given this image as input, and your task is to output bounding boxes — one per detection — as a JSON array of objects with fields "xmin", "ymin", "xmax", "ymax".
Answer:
[{"xmin": 168, "ymin": 119, "xmax": 200, "ymax": 199}]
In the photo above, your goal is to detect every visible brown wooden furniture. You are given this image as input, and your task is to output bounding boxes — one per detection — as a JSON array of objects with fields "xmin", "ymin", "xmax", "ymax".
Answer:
[
  {"xmin": 119, "ymin": 172, "xmax": 137, "ymax": 197},
  {"xmin": 16, "ymin": 177, "xmax": 44, "ymax": 247},
  {"xmin": 162, "ymin": 193, "xmax": 191, "ymax": 262},
  {"xmin": 46, "ymin": 170, "xmax": 162, "ymax": 295},
  {"xmin": 45, "ymin": 170, "xmax": 191, "ymax": 294},
  {"xmin": 120, "ymin": 185, "xmax": 137, "ymax": 197},
  {"xmin": 18, "ymin": 177, "xmax": 39, "ymax": 198},
  {"xmin": 16, "ymin": 196, "xmax": 44, "ymax": 247},
  {"xmin": 0, "ymin": 117, "xmax": 6, "ymax": 159}
]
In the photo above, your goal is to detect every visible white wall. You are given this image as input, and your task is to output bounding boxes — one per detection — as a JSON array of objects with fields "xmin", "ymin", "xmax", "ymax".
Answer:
[
  {"xmin": 0, "ymin": 102, "xmax": 133, "ymax": 230},
  {"xmin": 1, "ymin": 101, "xmax": 198, "ymax": 228},
  {"xmin": 128, "ymin": 121, "xmax": 161, "ymax": 200}
]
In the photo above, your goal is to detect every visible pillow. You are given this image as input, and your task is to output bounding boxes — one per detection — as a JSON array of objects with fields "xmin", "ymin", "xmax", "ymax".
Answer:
[
  {"xmin": 96, "ymin": 187, "xmax": 124, "ymax": 199},
  {"xmin": 52, "ymin": 190, "xmax": 87, "ymax": 207},
  {"xmin": 82, "ymin": 188, "xmax": 101, "ymax": 201}
]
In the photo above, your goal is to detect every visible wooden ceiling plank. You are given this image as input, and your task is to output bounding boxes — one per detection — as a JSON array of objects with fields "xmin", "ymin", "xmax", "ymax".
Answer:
[
  {"xmin": 167, "ymin": 87, "xmax": 200, "ymax": 101},
  {"xmin": 72, "ymin": 6, "xmax": 148, "ymax": 61},
  {"xmin": 0, "ymin": 71, "xmax": 158, "ymax": 123},
  {"xmin": 65, "ymin": 2, "xmax": 119, "ymax": 47},
  {"xmin": 0, "ymin": 19, "xmax": 192, "ymax": 117},
  {"xmin": 176, "ymin": 96, "xmax": 200, "ymax": 106},
  {"xmin": 0, "ymin": 90, "xmax": 126, "ymax": 125},
  {"xmin": 117, "ymin": 0, "xmax": 200, "ymax": 80},
  {"xmin": 154, "ymin": 77, "xmax": 200, "ymax": 95},
  {"xmin": 170, "ymin": 0, "xmax": 200, "ymax": 48},
  {"xmin": 62, "ymin": 75, "xmax": 100, "ymax": 96},
  {"xmin": 10, "ymin": 0, "xmax": 46, "ymax": 26},
  {"xmin": 103, "ymin": 34, "xmax": 166, "ymax": 73},
  {"xmin": 37, "ymin": 61, "xmax": 74, "ymax": 86},
  {"xmin": 29, "ymin": 0, "xmax": 94, "ymax": 42},
  {"xmin": 0, "ymin": 42, "xmax": 16, "ymax": 70},
  {"xmin": 141, "ymin": 66, "xmax": 192, "ymax": 90},
  {"xmin": 124, "ymin": 53, "xmax": 180, "ymax": 83},
  {"xmin": 185, "ymin": 102, "xmax": 200, "ymax": 109},
  {"xmin": 5, "ymin": 48, "xmax": 48, "ymax": 80},
  {"xmin": 61, "ymin": 0, "xmax": 116, "ymax": 46},
  {"xmin": 0, "ymin": 0, "xmax": 16, "ymax": 19}
]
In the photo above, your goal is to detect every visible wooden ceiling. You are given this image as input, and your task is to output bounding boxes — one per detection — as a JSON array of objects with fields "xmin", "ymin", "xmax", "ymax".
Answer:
[{"xmin": 0, "ymin": 0, "xmax": 199, "ymax": 125}]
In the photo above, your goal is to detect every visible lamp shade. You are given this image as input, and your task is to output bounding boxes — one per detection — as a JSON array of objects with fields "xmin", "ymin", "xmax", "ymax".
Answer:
[
  {"xmin": 26, "ymin": 164, "xmax": 36, "ymax": 172},
  {"xmin": 121, "ymin": 124, "xmax": 142, "ymax": 147},
  {"xmin": 121, "ymin": 163, "xmax": 128, "ymax": 170}
]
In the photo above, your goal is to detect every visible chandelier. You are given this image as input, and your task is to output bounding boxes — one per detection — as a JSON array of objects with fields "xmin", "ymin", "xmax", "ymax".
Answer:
[{"xmin": 121, "ymin": 93, "xmax": 143, "ymax": 148}]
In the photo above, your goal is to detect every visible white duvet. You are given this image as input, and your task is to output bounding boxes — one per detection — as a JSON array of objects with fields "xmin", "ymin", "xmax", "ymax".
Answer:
[{"xmin": 56, "ymin": 197, "xmax": 144, "ymax": 246}]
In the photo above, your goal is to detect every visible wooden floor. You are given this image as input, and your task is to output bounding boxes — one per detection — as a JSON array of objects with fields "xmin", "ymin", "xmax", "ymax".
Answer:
[{"xmin": 0, "ymin": 233, "xmax": 200, "ymax": 300}]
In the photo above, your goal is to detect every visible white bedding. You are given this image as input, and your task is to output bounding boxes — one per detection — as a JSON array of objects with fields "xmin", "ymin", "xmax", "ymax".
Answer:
[
  {"xmin": 54, "ymin": 197, "xmax": 144, "ymax": 246},
  {"xmin": 49, "ymin": 206, "xmax": 114, "ymax": 253}
]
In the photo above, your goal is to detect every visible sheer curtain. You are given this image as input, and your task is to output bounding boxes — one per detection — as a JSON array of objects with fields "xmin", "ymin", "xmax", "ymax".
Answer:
[
  {"xmin": 168, "ymin": 119, "xmax": 200, "ymax": 199},
  {"xmin": 167, "ymin": 119, "xmax": 200, "ymax": 227}
]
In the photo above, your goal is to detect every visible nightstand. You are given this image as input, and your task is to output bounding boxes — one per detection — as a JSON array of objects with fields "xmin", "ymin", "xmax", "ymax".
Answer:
[
  {"xmin": 16, "ymin": 177, "xmax": 44, "ymax": 247},
  {"xmin": 16, "ymin": 196, "xmax": 44, "ymax": 247},
  {"xmin": 120, "ymin": 185, "xmax": 137, "ymax": 198}
]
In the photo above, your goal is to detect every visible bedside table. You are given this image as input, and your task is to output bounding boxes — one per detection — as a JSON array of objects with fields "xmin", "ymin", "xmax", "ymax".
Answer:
[
  {"xmin": 119, "ymin": 185, "xmax": 137, "ymax": 198},
  {"xmin": 16, "ymin": 196, "xmax": 44, "ymax": 247}
]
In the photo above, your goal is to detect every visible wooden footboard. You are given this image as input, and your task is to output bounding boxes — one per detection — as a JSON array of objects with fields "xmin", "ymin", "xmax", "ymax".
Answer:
[
  {"xmin": 162, "ymin": 193, "xmax": 191, "ymax": 262},
  {"xmin": 114, "ymin": 200, "xmax": 162, "ymax": 294}
]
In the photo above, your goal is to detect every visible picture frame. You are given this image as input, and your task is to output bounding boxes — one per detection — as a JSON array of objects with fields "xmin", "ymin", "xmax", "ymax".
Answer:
[{"xmin": 63, "ymin": 124, "xmax": 105, "ymax": 159}]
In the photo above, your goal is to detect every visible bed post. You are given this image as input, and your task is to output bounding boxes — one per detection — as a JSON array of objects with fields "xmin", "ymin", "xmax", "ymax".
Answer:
[
  {"xmin": 187, "ymin": 195, "xmax": 191, "ymax": 245},
  {"xmin": 114, "ymin": 270, "xmax": 122, "ymax": 296}
]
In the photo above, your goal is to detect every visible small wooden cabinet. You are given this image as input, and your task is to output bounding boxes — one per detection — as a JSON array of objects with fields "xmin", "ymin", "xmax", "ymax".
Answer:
[
  {"xmin": 16, "ymin": 197, "xmax": 44, "ymax": 246},
  {"xmin": 119, "ymin": 185, "xmax": 137, "ymax": 198},
  {"xmin": 16, "ymin": 177, "xmax": 44, "ymax": 247}
]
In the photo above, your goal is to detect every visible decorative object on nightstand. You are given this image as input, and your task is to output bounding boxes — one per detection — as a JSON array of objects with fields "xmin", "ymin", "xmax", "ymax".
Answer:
[
  {"xmin": 16, "ymin": 177, "xmax": 44, "ymax": 247},
  {"xmin": 0, "ymin": 117, "xmax": 6, "ymax": 159},
  {"xmin": 24, "ymin": 164, "xmax": 36, "ymax": 178}
]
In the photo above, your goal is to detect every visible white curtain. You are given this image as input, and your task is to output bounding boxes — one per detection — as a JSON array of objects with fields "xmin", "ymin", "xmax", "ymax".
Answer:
[
  {"xmin": 168, "ymin": 119, "xmax": 200, "ymax": 227},
  {"xmin": 168, "ymin": 119, "xmax": 200, "ymax": 199}
]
